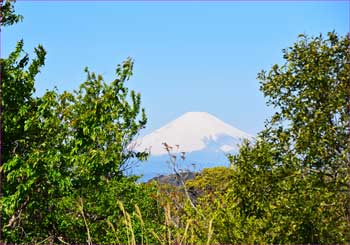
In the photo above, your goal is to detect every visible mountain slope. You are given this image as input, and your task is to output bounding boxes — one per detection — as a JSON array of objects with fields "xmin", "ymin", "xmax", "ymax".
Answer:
[
  {"xmin": 133, "ymin": 111, "xmax": 253, "ymax": 156},
  {"xmin": 131, "ymin": 112, "xmax": 253, "ymax": 181}
]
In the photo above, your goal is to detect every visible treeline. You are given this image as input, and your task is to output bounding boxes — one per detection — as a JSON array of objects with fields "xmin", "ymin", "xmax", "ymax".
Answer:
[{"xmin": 1, "ymin": 1, "xmax": 349, "ymax": 243}]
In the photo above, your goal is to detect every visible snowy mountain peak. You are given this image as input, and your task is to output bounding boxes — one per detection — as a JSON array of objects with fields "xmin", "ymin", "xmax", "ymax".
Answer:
[{"xmin": 133, "ymin": 111, "xmax": 253, "ymax": 155}]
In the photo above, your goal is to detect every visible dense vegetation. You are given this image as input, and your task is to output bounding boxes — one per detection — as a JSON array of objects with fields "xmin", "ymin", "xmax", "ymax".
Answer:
[{"xmin": 1, "ymin": 2, "xmax": 349, "ymax": 243}]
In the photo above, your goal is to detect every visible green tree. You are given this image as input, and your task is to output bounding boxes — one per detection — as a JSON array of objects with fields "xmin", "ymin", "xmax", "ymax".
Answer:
[
  {"xmin": 0, "ymin": 0, "xmax": 23, "ymax": 27},
  {"xmin": 1, "ymin": 1, "xmax": 161, "ymax": 243},
  {"xmin": 259, "ymin": 31, "xmax": 350, "ymax": 180},
  {"xmin": 1, "ymin": 1, "xmax": 46, "ymax": 242},
  {"xmin": 228, "ymin": 32, "xmax": 350, "ymax": 243}
]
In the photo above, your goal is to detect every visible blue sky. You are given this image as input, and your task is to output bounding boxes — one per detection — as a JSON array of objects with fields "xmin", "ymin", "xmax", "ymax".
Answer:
[{"xmin": 2, "ymin": 1, "xmax": 349, "ymax": 135}]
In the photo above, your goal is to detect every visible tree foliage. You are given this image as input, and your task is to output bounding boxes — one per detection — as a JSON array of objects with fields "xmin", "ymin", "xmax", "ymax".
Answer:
[
  {"xmin": 1, "ymin": 2, "xmax": 157, "ymax": 243},
  {"xmin": 228, "ymin": 32, "xmax": 350, "ymax": 243},
  {"xmin": 167, "ymin": 32, "xmax": 350, "ymax": 244},
  {"xmin": 259, "ymin": 32, "xmax": 350, "ymax": 174},
  {"xmin": 1, "ymin": 1, "xmax": 349, "ymax": 243},
  {"xmin": 0, "ymin": 0, "xmax": 23, "ymax": 27}
]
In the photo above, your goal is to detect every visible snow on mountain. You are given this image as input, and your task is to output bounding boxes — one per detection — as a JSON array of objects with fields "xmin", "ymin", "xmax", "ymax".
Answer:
[{"xmin": 132, "ymin": 112, "xmax": 253, "ymax": 156}]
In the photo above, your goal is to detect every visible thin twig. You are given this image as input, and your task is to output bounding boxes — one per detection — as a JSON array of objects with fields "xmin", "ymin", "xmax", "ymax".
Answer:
[{"xmin": 78, "ymin": 197, "xmax": 92, "ymax": 245}]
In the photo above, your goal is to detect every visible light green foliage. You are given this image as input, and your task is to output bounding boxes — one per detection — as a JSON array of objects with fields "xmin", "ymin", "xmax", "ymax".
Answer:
[
  {"xmin": 1, "ymin": 2, "xmax": 158, "ymax": 243},
  {"xmin": 259, "ymin": 32, "xmax": 350, "ymax": 174},
  {"xmin": 162, "ymin": 32, "xmax": 350, "ymax": 244},
  {"xmin": 1, "ymin": 10, "xmax": 47, "ymax": 240},
  {"xmin": 2, "ymin": 1, "xmax": 349, "ymax": 243},
  {"xmin": 227, "ymin": 32, "xmax": 350, "ymax": 243},
  {"xmin": 0, "ymin": 0, "xmax": 23, "ymax": 27},
  {"xmin": 187, "ymin": 167, "xmax": 234, "ymax": 197},
  {"xmin": 228, "ymin": 140, "xmax": 347, "ymax": 243},
  {"xmin": 184, "ymin": 167, "xmax": 242, "ymax": 243},
  {"xmin": 2, "ymin": 55, "xmax": 155, "ymax": 242}
]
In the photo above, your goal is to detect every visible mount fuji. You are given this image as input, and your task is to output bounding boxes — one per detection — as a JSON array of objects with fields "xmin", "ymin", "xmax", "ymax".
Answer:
[{"xmin": 130, "ymin": 112, "xmax": 253, "ymax": 181}]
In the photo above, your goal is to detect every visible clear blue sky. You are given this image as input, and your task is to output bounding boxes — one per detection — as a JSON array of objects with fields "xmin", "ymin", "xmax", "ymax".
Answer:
[{"xmin": 2, "ymin": 1, "xmax": 349, "ymax": 135}]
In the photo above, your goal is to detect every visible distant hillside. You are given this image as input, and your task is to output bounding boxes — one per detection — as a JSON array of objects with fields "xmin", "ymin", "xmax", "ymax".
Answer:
[{"xmin": 148, "ymin": 171, "xmax": 196, "ymax": 186}]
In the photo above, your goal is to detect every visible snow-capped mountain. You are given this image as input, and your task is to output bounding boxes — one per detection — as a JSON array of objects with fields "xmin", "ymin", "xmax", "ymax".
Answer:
[
  {"xmin": 133, "ymin": 111, "xmax": 253, "ymax": 155},
  {"xmin": 130, "ymin": 112, "xmax": 253, "ymax": 181}
]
